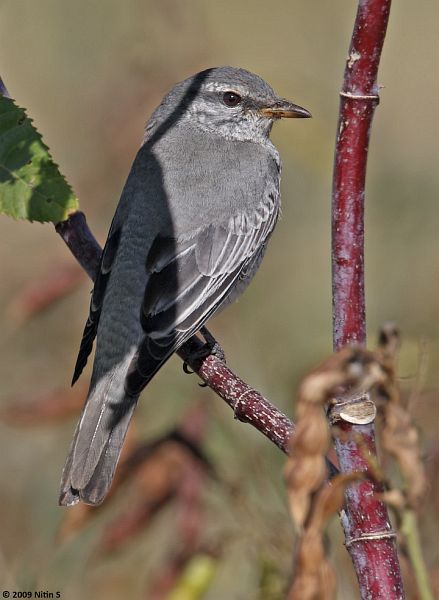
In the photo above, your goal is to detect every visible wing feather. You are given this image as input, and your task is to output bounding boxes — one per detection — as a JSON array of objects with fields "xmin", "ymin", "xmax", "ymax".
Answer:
[
  {"xmin": 125, "ymin": 184, "xmax": 280, "ymax": 395},
  {"xmin": 71, "ymin": 226, "xmax": 122, "ymax": 385},
  {"xmin": 72, "ymin": 165, "xmax": 280, "ymax": 397}
]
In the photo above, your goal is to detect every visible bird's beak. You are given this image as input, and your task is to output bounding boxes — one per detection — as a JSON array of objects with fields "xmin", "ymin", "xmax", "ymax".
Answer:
[{"xmin": 260, "ymin": 99, "xmax": 312, "ymax": 119}]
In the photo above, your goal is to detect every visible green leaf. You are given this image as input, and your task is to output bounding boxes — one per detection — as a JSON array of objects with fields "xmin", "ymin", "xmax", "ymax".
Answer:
[{"xmin": 0, "ymin": 95, "xmax": 79, "ymax": 223}]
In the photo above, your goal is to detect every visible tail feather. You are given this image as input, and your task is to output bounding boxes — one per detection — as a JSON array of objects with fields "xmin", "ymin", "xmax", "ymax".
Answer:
[
  {"xmin": 59, "ymin": 389, "xmax": 138, "ymax": 506},
  {"xmin": 60, "ymin": 338, "xmax": 176, "ymax": 506},
  {"xmin": 59, "ymin": 351, "xmax": 139, "ymax": 506}
]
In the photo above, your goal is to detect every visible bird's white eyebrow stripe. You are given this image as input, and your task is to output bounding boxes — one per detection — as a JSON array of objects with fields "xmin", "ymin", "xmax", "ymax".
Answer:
[{"xmin": 203, "ymin": 82, "xmax": 246, "ymax": 94}]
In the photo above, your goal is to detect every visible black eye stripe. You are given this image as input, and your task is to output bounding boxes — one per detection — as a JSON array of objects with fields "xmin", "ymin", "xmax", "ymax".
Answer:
[{"xmin": 222, "ymin": 91, "xmax": 242, "ymax": 107}]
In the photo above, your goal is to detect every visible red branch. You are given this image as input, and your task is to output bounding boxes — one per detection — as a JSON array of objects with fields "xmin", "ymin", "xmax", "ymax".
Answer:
[
  {"xmin": 332, "ymin": 1, "xmax": 404, "ymax": 598},
  {"xmin": 178, "ymin": 337, "xmax": 295, "ymax": 453}
]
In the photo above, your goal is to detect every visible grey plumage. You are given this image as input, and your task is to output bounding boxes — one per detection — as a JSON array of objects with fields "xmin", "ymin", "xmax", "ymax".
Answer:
[{"xmin": 59, "ymin": 66, "xmax": 310, "ymax": 506}]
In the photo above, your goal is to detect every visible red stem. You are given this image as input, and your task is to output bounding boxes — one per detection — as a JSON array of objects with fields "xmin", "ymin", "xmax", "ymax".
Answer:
[
  {"xmin": 178, "ymin": 338, "xmax": 295, "ymax": 453},
  {"xmin": 332, "ymin": 1, "xmax": 404, "ymax": 598}
]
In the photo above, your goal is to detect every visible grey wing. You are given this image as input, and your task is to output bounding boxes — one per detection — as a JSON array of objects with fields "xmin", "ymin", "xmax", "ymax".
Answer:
[
  {"xmin": 125, "ymin": 186, "xmax": 280, "ymax": 395},
  {"xmin": 71, "ymin": 220, "xmax": 122, "ymax": 385}
]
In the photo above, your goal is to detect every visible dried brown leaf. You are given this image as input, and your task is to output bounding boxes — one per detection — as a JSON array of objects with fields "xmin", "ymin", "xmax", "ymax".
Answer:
[
  {"xmin": 288, "ymin": 530, "xmax": 336, "ymax": 600},
  {"xmin": 285, "ymin": 456, "xmax": 326, "ymax": 529},
  {"xmin": 381, "ymin": 403, "xmax": 427, "ymax": 507},
  {"xmin": 285, "ymin": 455, "xmax": 327, "ymax": 495},
  {"xmin": 293, "ymin": 409, "xmax": 330, "ymax": 455},
  {"xmin": 380, "ymin": 489, "xmax": 406, "ymax": 512},
  {"xmin": 287, "ymin": 471, "xmax": 361, "ymax": 599},
  {"xmin": 298, "ymin": 347, "xmax": 386, "ymax": 410},
  {"xmin": 308, "ymin": 473, "xmax": 362, "ymax": 533}
]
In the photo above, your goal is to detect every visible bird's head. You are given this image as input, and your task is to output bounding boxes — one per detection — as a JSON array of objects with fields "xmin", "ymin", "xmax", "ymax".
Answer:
[{"xmin": 148, "ymin": 66, "xmax": 311, "ymax": 144}]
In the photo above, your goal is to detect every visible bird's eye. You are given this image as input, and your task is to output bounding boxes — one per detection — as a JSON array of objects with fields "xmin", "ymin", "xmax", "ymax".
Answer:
[{"xmin": 222, "ymin": 91, "xmax": 242, "ymax": 107}]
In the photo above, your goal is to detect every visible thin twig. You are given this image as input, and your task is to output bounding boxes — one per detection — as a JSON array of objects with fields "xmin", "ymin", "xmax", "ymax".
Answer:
[{"xmin": 54, "ymin": 212, "xmax": 102, "ymax": 280}]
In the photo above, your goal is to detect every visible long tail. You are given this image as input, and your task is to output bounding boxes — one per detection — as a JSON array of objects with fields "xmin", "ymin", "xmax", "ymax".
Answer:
[
  {"xmin": 59, "ymin": 339, "xmax": 174, "ymax": 506},
  {"xmin": 59, "ymin": 352, "xmax": 139, "ymax": 506}
]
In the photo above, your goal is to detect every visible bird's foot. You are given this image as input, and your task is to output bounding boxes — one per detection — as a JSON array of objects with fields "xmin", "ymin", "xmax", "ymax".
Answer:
[
  {"xmin": 182, "ymin": 327, "xmax": 226, "ymax": 380},
  {"xmin": 199, "ymin": 326, "xmax": 226, "ymax": 362}
]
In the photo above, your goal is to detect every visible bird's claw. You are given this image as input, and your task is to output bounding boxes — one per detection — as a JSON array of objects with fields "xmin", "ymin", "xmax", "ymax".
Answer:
[
  {"xmin": 181, "ymin": 327, "xmax": 226, "ymax": 379},
  {"xmin": 199, "ymin": 326, "xmax": 227, "ymax": 363},
  {"xmin": 183, "ymin": 362, "xmax": 194, "ymax": 375}
]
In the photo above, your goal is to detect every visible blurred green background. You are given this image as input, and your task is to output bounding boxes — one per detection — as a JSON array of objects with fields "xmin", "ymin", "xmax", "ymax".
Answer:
[{"xmin": 0, "ymin": 1, "xmax": 438, "ymax": 598}]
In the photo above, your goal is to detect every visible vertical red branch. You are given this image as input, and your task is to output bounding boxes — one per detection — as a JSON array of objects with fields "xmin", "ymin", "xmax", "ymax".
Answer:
[
  {"xmin": 332, "ymin": 1, "xmax": 405, "ymax": 599},
  {"xmin": 333, "ymin": 0, "xmax": 390, "ymax": 347}
]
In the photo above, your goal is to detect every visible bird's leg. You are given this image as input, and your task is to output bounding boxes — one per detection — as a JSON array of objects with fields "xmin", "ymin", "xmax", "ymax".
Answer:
[
  {"xmin": 199, "ymin": 326, "xmax": 226, "ymax": 362},
  {"xmin": 182, "ymin": 326, "xmax": 226, "ymax": 377}
]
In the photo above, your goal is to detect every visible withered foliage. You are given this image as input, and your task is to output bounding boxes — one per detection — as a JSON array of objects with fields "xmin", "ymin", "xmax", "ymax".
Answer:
[
  {"xmin": 285, "ymin": 347, "xmax": 385, "ymax": 529},
  {"xmin": 376, "ymin": 322, "xmax": 427, "ymax": 510},
  {"xmin": 285, "ymin": 347, "xmax": 387, "ymax": 600},
  {"xmin": 288, "ymin": 473, "xmax": 360, "ymax": 600},
  {"xmin": 286, "ymin": 326, "xmax": 433, "ymax": 600}
]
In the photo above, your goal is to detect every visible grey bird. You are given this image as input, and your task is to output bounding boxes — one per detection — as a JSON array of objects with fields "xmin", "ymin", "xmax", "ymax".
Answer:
[{"xmin": 59, "ymin": 66, "xmax": 311, "ymax": 506}]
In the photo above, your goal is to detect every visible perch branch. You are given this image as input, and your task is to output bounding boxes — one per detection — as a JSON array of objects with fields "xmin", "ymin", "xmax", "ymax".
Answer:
[{"xmin": 55, "ymin": 211, "xmax": 102, "ymax": 280}]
